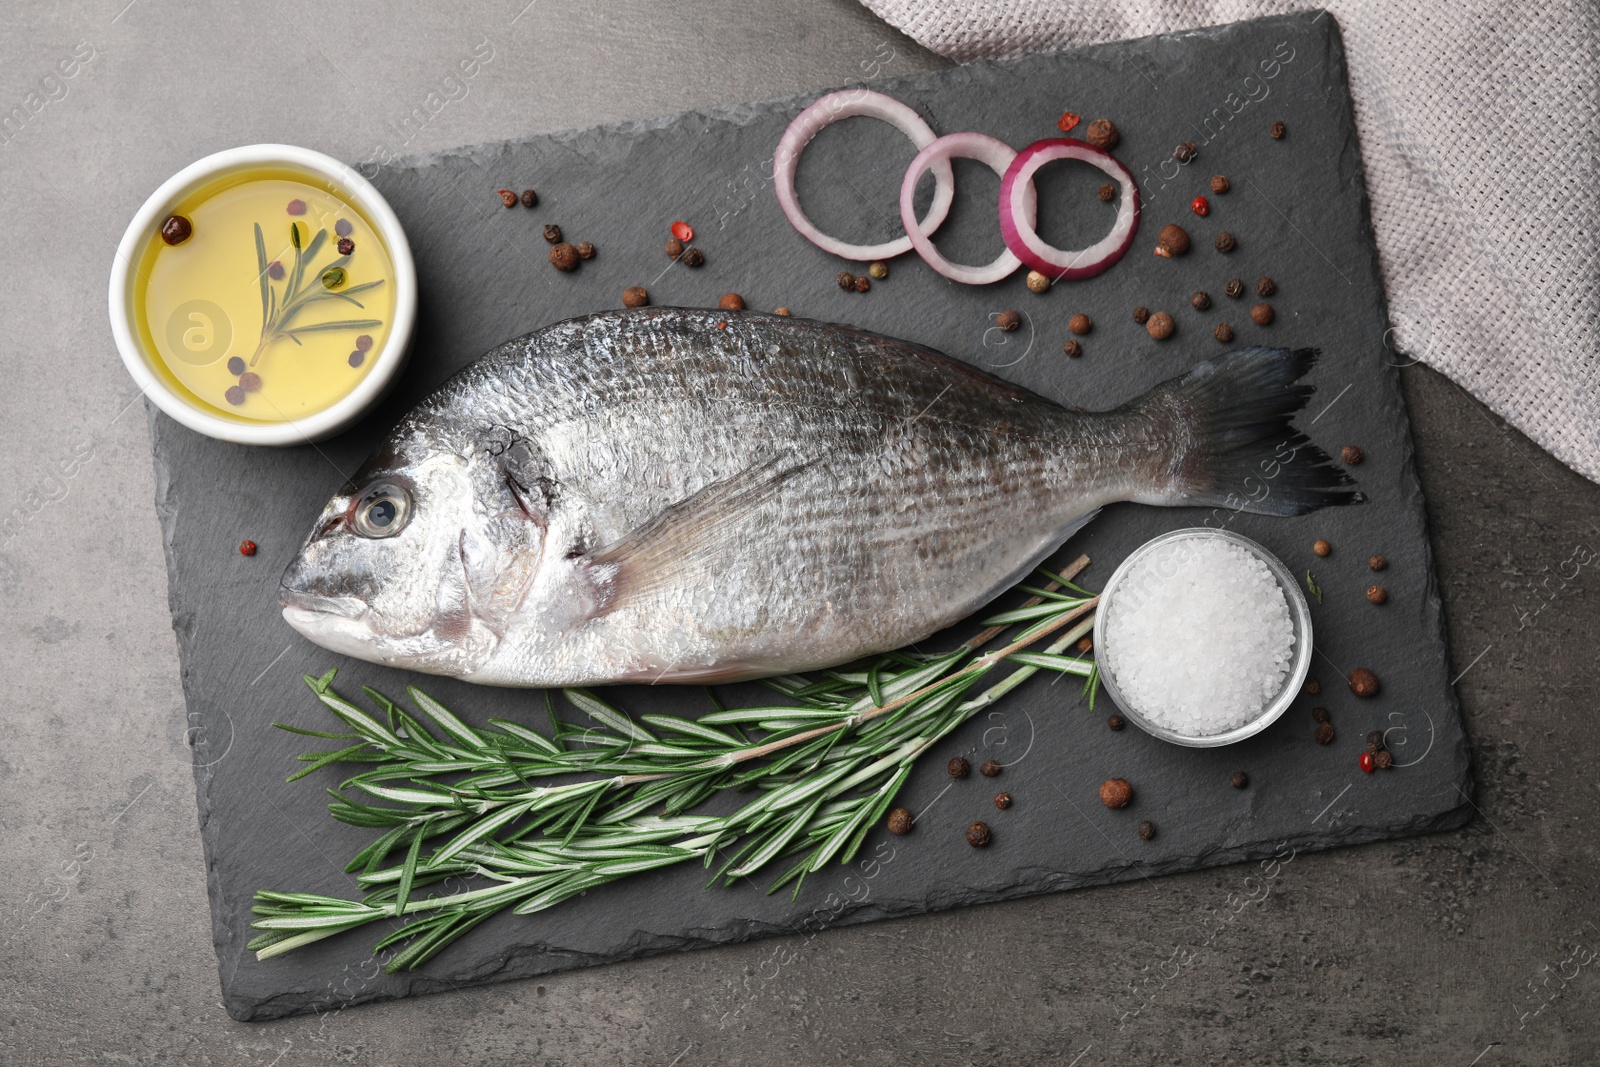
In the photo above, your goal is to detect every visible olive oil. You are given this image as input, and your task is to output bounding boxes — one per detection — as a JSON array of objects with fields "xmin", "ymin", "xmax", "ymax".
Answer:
[{"xmin": 135, "ymin": 172, "xmax": 396, "ymax": 422}]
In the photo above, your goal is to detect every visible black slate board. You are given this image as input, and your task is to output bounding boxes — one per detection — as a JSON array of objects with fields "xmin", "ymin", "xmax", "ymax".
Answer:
[{"xmin": 150, "ymin": 12, "xmax": 1472, "ymax": 1021}]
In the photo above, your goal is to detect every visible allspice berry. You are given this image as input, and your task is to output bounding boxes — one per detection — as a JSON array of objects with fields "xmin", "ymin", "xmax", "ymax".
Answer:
[
  {"xmin": 1210, "ymin": 174, "xmax": 1230, "ymax": 194},
  {"xmin": 1107, "ymin": 714, "xmax": 1125, "ymax": 731},
  {"xmin": 1366, "ymin": 585, "xmax": 1388, "ymax": 605},
  {"xmin": 1270, "ymin": 120, "xmax": 1287, "ymax": 140},
  {"xmin": 1306, "ymin": 679, "xmax": 1322, "ymax": 696},
  {"xmin": 1026, "ymin": 270, "xmax": 1051, "ymax": 293},
  {"xmin": 1341, "ymin": 445, "xmax": 1365, "ymax": 465},
  {"xmin": 1097, "ymin": 182, "xmax": 1116, "ymax": 202},
  {"xmin": 1085, "ymin": 118, "xmax": 1120, "ymax": 150},
  {"xmin": 1099, "ymin": 778, "xmax": 1133, "ymax": 809},
  {"xmin": 868, "ymin": 261, "xmax": 889, "ymax": 280},
  {"xmin": 1224, "ymin": 278, "xmax": 1245, "ymax": 299},
  {"xmin": 1231, "ymin": 770, "xmax": 1249, "ymax": 789},
  {"xmin": 1174, "ymin": 140, "xmax": 1198, "ymax": 163},
  {"xmin": 993, "ymin": 792, "xmax": 1013, "ymax": 810},
  {"xmin": 1062, "ymin": 339, "xmax": 1083, "ymax": 357},
  {"xmin": 948, "ymin": 756, "xmax": 971, "ymax": 779},
  {"xmin": 1069, "ymin": 313, "xmax": 1092, "ymax": 335},
  {"xmin": 1366, "ymin": 729, "xmax": 1385, "ymax": 753},
  {"xmin": 996, "ymin": 309, "xmax": 1021, "ymax": 332},
  {"xmin": 1312, "ymin": 706, "xmax": 1330, "ymax": 723},
  {"xmin": 665, "ymin": 237, "xmax": 684, "ymax": 258},
  {"xmin": 1315, "ymin": 721, "xmax": 1336, "ymax": 745},
  {"xmin": 160, "ymin": 214, "xmax": 193, "ymax": 245},
  {"xmin": 621, "ymin": 286, "xmax": 649, "ymax": 308},
  {"xmin": 575, "ymin": 241, "xmax": 596, "ymax": 260},
  {"xmin": 853, "ymin": 275, "xmax": 871, "ymax": 293},
  {"xmin": 497, "ymin": 189, "xmax": 518, "ymax": 208},
  {"xmin": 549, "ymin": 243, "xmax": 580, "ymax": 271},
  {"xmin": 1250, "ymin": 302, "xmax": 1274, "ymax": 325},
  {"xmin": 1369, "ymin": 555, "xmax": 1388, "ymax": 571},
  {"xmin": 1132, "ymin": 306, "xmax": 1150, "ymax": 325},
  {"xmin": 1214, "ymin": 323, "xmax": 1235, "ymax": 342},
  {"xmin": 520, "ymin": 188, "xmax": 538, "ymax": 207},
  {"xmin": 680, "ymin": 247, "xmax": 705, "ymax": 268},
  {"xmin": 887, "ymin": 807, "xmax": 915, "ymax": 835},
  {"xmin": 542, "ymin": 223, "xmax": 563, "ymax": 244},
  {"xmin": 1157, "ymin": 224, "xmax": 1191, "ymax": 257},
  {"xmin": 1191, "ymin": 291, "xmax": 1212, "ymax": 311},
  {"xmin": 718, "ymin": 292, "xmax": 745, "ymax": 311},
  {"xmin": 1214, "ymin": 231, "xmax": 1237, "ymax": 253},
  {"xmin": 978, "ymin": 758, "xmax": 1002, "ymax": 778},
  {"xmin": 1256, "ymin": 275, "xmax": 1277, "ymax": 297},
  {"xmin": 1137, "ymin": 820, "xmax": 1157, "ymax": 841},
  {"xmin": 1146, "ymin": 312, "xmax": 1175, "ymax": 340},
  {"xmin": 1348, "ymin": 667, "xmax": 1380, "ymax": 698},
  {"xmin": 1374, "ymin": 750, "xmax": 1394, "ymax": 770},
  {"xmin": 1313, "ymin": 539, "xmax": 1332, "ymax": 557},
  {"xmin": 966, "ymin": 821, "xmax": 992, "ymax": 847}
]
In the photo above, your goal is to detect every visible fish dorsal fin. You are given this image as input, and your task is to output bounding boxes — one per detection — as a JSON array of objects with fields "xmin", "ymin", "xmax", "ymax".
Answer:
[{"xmin": 589, "ymin": 450, "xmax": 828, "ymax": 614}]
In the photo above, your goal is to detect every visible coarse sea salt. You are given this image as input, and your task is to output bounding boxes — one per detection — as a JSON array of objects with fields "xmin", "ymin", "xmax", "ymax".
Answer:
[{"xmin": 1103, "ymin": 537, "xmax": 1294, "ymax": 737}]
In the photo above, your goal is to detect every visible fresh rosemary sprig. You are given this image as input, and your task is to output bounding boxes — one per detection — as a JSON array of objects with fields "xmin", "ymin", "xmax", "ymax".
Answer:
[
  {"xmin": 249, "ymin": 557, "xmax": 1102, "ymax": 972},
  {"xmin": 250, "ymin": 221, "xmax": 384, "ymax": 366}
]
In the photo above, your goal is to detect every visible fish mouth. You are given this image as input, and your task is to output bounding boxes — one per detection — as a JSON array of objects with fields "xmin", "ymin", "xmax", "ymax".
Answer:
[{"xmin": 278, "ymin": 587, "xmax": 368, "ymax": 619}]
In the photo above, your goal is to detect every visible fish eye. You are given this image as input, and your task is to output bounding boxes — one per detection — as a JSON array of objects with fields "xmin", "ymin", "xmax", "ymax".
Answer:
[{"xmin": 352, "ymin": 482, "xmax": 412, "ymax": 539}]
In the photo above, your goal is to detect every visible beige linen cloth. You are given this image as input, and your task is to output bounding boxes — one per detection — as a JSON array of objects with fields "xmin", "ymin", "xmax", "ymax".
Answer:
[{"xmin": 860, "ymin": 0, "xmax": 1600, "ymax": 482}]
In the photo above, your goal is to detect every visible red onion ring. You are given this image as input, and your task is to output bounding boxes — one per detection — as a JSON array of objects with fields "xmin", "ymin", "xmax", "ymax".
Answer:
[
  {"xmin": 900, "ymin": 133, "xmax": 1037, "ymax": 286},
  {"xmin": 774, "ymin": 89, "xmax": 956, "ymax": 262},
  {"xmin": 999, "ymin": 138, "xmax": 1140, "ymax": 280}
]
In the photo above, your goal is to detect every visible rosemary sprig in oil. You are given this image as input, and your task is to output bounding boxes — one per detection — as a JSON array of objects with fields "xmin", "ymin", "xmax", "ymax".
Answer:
[
  {"xmin": 249, "ymin": 557, "xmax": 1101, "ymax": 972},
  {"xmin": 250, "ymin": 221, "xmax": 383, "ymax": 366}
]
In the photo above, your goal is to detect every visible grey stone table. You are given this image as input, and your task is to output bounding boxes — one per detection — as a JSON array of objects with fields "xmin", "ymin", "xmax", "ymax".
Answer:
[{"xmin": 1, "ymin": 1, "xmax": 1596, "ymax": 1064}]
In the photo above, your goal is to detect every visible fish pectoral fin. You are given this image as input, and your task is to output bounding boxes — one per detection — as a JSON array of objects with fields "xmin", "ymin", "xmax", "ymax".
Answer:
[{"xmin": 588, "ymin": 450, "xmax": 829, "ymax": 614}]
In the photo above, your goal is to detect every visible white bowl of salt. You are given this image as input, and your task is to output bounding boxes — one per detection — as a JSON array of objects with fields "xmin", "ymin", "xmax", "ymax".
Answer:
[{"xmin": 1093, "ymin": 528, "xmax": 1313, "ymax": 747}]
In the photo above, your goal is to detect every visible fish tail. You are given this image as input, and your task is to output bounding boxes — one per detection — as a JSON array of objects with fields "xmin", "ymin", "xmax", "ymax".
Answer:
[{"xmin": 1131, "ymin": 346, "xmax": 1364, "ymax": 516}]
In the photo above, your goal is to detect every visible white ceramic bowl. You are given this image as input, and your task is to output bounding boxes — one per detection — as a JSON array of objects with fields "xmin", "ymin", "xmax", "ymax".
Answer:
[
  {"xmin": 1093, "ymin": 527, "xmax": 1313, "ymax": 748},
  {"xmin": 108, "ymin": 144, "xmax": 417, "ymax": 445}
]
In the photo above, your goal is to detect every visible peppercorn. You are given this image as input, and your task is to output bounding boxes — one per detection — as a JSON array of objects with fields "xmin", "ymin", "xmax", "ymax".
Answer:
[
  {"xmin": 335, "ymin": 218, "xmax": 353, "ymax": 237},
  {"xmin": 1026, "ymin": 270, "xmax": 1050, "ymax": 293},
  {"xmin": 1210, "ymin": 174, "xmax": 1230, "ymax": 194},
  {"xmin": 497, "ymin": 190, "xmax": 517, "ymax": 208},
  {"xmin": 1270, "ymin": 120, "xmax": 1287, "ymax": 140},
  {"xmin": 1069, "ymin": 313, "xmax": 1092, "ymax": 335},
  {"xmin": 227, "ymin": 356, "xmax": 246, "ymax": 376},
  {"xmin": 347, "ymin": 350, "xmax": 364, "ymax": 368},
  {"xmin": 267, "ymin": 261, "xmax": 286, "ymax": 281},
  {"xmin": 549, "ymin": 243, "xmax": 580, "ymax": 271},
  {"xmin": 542, "ymin": 224, "xmax": 562, "ymax": 244},
  {"xmin": 1075, "ymin": 636, "xmax": 1093, "ymax": 654},
  {"xmin": 996, "ymin": 309, "xmax": 1021, "ymax": 332},
  {"xmin": 948, "ymin": 756, "xmax": 971, "ymax": 779},
  {"xmin": 355, "ymin": 334, "xmax": 373, "ymax": 352},
  {"xmin": 520, "ymin": 189, "xmax": 538, "ymax": 207},
  {"xmin": 1359, "ymin": 751, "xmax": 1375, "ymax": 774},
  {"xmin": 1214, "ymin": 231, "xmax": 1237, "ymax": 253},
  {"xmin": 1175, "ymin": 141, "xmax": 1198, "ymax": 163},
  {"xmin": 1348, "ymin": 668, "xmax": 1380, "ymax": 698},
  {"xmin": 1085, "ymin": 118, "xmax": 1119, "ymax": 150},
  {"xmin": 1251, "ymin": 277, "xmax": 1274, "ymax": 299},
  {"xmin": 1312, "ymin": 706, "xmax": 1330, "ymax": 723},
  {"xmin": 1250, "ymin": 302, "xmax": 1274, "ymax": 325},
  {"xmin": 575, "ymin": 241, "xmax": 596, "ymax": 260},
  {"xmin": 1315, "ymin": 721, "xmax": 1335, "ymax": 745},
  {"xmin": 1146, "ymin": 312, "xmax": 1175, "ymax": 340},
  {"xmin": 671, "ymin": 220, "xmax": 694, "ymax": 242},
  {"xmin": 1231, "ymin": 770, "xmax": 1249, "ymax": 789},
  {"xmin": 887, "ymin": 807, "xmax": 914, "ymax": 835},
  {"xmin": 1107, "ymin": 714, "xmax": 1124, "ymax": 731},
  {"xmin": 773, "ymin": 307, "xmax": 792, "ymax": 316},
  {"xmin": 1367, "ymin": 585, "xmax": 1388, "ymax": 605},
  {"xmin": 224, "ymin": 385, "xmax": 246, "ymax": 406},
  {"xmin": 621, "ymin": 286, "xmax": 649, "ymax": 308},
  {"xmin": 1191, "ymin": 195, "xmax": 1210, "ymax": 217},
  {"xmin": 837, "ymin": 271, "xmax": 856, "ymax": 291},
  {"xmin": 1137, "ymin": 820, "xmax": 1157, "ymax": 841},
  {"xmin": 1062, "ymin": 339, "xmax": 1083, "ymax": 357},
  {"xmin": 1374, "ymin": 750, "xmax": 1394, "ymax": 770},
  {"xmin": 666, "ymin": 237, "xmax": 684, "ymax": 259},
  {"xmin": 287, "ymin": 199, "xmax": 307, "ymax": 216},
  {"xmin": 1132, "ymin": 306, "xmax": 1150, "ymax": 325},
  {"xmin": 1191, "ymin": 291, "xmax": 1212, "ymax": 311},
  {"xmin": 337, "ymin": 237, "xmax": 355, "ymax": 255},
  {"xmin": 1369, "ymin": 555, "xmax": 1388, "ymax": 571},
  {"xmin": 1214, "ymin": 323, "xmax": 1234, "ymax": 342},
  {"xmin": 320, "ymin": 267, "xmax": 346, "ymax": 290},
  {"xmin": 1157, "ymin": 224, "xmax": 1190, "ymax": 257},
  {"xmin": 1366, "ymin": 729, "xmax": 1385, "ymax": 753},
  {"xmin": 1224, "ymin": 278, "xmax": 1245, "ymax": 299},
  {"xmin": 1097, "ymin": 182, "xmax": 1116, "ymax": 202},
  {"xmin": 239, "ymin": 372, "xmax": 262, "ymax": 393},
  {"xmin": 719, "ymin": 292, "xmax": 746, "ymax": 311},
  {"xmin": 868, "ymin": 261, "xmax": 889, "ymax": 280},
  {"xmin": 1306, "ymin": 679, "xmax": 1322, "ymax": 696},
  {"xmin": 1313, "ymin": 539, "xmax": 1332, "ymax": 557},
  {"xmin": 993, "ymin": 792, "xmax": 1012, "ymax": 810},
  {"xmin": 1341, "ymin": 445, "xmax": 1365, "ymax": 465},
  {"xmin": 160, "ymin": 214, "xmax": 193, "ymax": 245},
  {"xmin": 853, "ymin": 275, "xmax": 871, "ymax": 293},
  {"xmin": 966, "ymin": 821, "xmax": 992, "ymax": 847},
  {"xmin": 680, "ymin": 247, "xmax": 705, "ymax": 268},
  {"xmin": 1100, "ymin": 778, "xmax": 1132, "ymax": 809},
  {"xmin": 980, "ymin": 758, "xmax": 1002, "ymax": 778},
  {"xmin": 239, "ymin": 540, "xmax": 257, "ymax": 556}
]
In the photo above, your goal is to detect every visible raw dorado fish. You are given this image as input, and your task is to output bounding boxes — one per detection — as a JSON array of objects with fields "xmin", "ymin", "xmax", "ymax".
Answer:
[{"xmin": 280, "ymin": 308, "xmax": 1359, "ymax": 686}]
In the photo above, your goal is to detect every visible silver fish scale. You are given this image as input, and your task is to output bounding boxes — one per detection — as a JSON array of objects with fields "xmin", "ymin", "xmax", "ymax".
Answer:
[{"xmin": 394, "ymin": 308, "xmax": 1145, "ymax": 684}]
